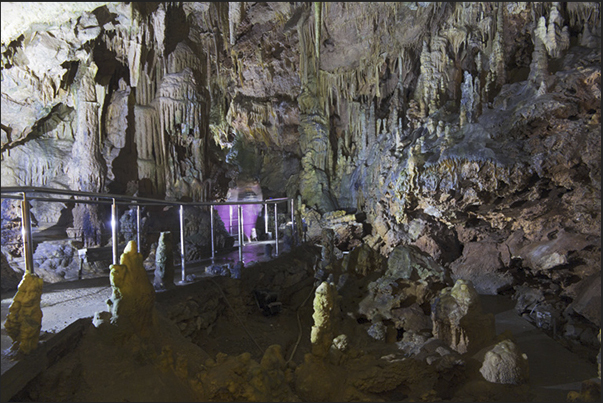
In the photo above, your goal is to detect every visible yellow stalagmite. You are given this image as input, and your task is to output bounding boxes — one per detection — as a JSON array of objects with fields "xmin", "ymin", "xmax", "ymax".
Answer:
[
  {"xmin": 5, "ymin": 271, "xmax": 44, "ymax": 355},
  {"xmin": 310, "ymin": 281, "xmax": 338, "ymax": 358},
  {"xmin": 106, "ymin": 240, "xmax": 157, "ymax": 337}
]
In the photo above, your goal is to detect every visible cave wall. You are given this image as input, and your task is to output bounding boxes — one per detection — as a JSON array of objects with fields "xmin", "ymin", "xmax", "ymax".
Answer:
[{"xmin": 1, "ymin": 3, "xmax": 601, "ymax": 328}]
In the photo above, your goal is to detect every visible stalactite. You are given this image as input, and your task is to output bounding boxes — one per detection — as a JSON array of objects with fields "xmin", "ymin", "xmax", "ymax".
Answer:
[
  {"xmin": 529, "ymin": 17, "xmax": 549, "ymax": 89},
  {"xmin": 314, "ymin": 2, "xmax": 322, "ymax": 69},
  {"xmin": 536, "ymin": 3, "xmax": 570, "ymax": 59},
  {"xmin": 485, "ymin": 4, "xmax": 505, "ymax": 102},
  {"xmin": 151, "ymin": 5, "xmax": 166, "ymax": 56},
  {"xmin": 228, "ymin": 2, "xmax": 242, "ymax": 46}
]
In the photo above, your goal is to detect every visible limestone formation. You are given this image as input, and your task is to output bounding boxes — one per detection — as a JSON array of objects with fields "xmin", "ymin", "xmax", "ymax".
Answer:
[
  {"xmin": 154, "ymin": 231, "xmax": 175, "ymax": 290},
  {"xmin": 311, "ymin": 281, "xmax": 339, "ymax": 358},
  {"xmin": 386, "ymin": 243, "xmax": 445, "ymax": 281},
  {"xmin": 432, "ymin": 279, "xmax": 496, "ymax": 354},
  {"xmin": 189, "ymin": 345, "xmax": 298, "ymax": 402},
  {"xmin": 449, "ymin": 242, "xmax": 513, "ymax": 295},
  {"xmin": 479, "ymin": 339, "xmax": 529, "ymax": 385},
  {"xmin": 1, "ymin": 251, "xmax": 24, "ymax": 293},
  {"xmin": 4, "ymin": 271, "xmax": 44, "ymax": 355},
  {"xmin": 0, "ymin": 4, "xmax": 601, "ymax": 398},
  {"xmin": 357, "ymin": 245, "xmax": 445, "ymax": 327},
  {"xmin": 103, "ymin": 240, "xmax": 157, "ymax": 337}
]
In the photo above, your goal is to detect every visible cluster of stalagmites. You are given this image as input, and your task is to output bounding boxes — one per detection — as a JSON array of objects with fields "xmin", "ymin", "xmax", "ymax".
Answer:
[
  {"xmin": 84, "ymin": 240, "xmax": 540, "ymax": 401},
  {"xmin": 17, "ymin": 231, "xmax": 601, "ymax": 401}
]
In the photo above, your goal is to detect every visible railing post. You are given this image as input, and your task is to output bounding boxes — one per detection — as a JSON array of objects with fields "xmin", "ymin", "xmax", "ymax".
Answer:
[
  {"xmin": 264, "ymin": 202, "xmax": 268, "ymax": 237},
  {"xmin": 179, "ymin": 205, "xmax": 186, "ymax": 282},
  {"xmin": 238, "ymin": 205, "xmax": 243, "ymax": 262},
  {"xmin": 210, "ymin": 205, "xmax": 215, "ymax": 261},
  {"xmin": 240, "ymin": 205, "xmax": 245, "ymax": 246},
  {"xmin": 136, "ymin": 205, "xmax": 141, "ymax": 253},
  {"xmin": 229, "ymin": 205, "xmax": 233, "ymax": 235},
  {"xmin": 111, "ymin": 198, "xmax": 118, "ymax": 265},
  {"xmin": 21, "ymin": 193, "xmax": 34, "ymax": 273},
  {"xmin": 290, "ymin": 198, "xmax": 295, "ymax": 244},
  {"xmin": 274, "ymin": 202, "xmax": 279, "ymax": 256}
]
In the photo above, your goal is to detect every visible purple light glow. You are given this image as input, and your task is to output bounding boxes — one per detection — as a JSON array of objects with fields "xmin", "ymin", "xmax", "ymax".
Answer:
[
  {"xmin": 215, "ymin": 203, "xmax": 263, "ymax": 240},
  {"xmin": 215, "ymin": 182, "xmax": 264, "ymax": 241}
]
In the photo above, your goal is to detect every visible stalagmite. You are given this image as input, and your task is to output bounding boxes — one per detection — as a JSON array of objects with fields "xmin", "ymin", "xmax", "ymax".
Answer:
[
  {"xmin": 4, "ymin": 272, "xmax": 44, "ymax": 355},
  {"xmin": 311, "ymin": 281, "xmax": 338, "ymax": 358},
  {"xmin": 479, "ymin": 339, "xmax": 529, "ymax": 385},
  {"xmin": 537, "ymin": 3, "xmax": 570, "ymax": 59},
  {"xmin": 460, "ymin": 71, "xmax": 474, "ymax": 127},
  {"xmin": 431, "ymin": 279, "xmax": 495, "ymax": 354},
  {"xmin": 99, "ymin": 240, "xmax": 157, "ymax": 338},
  {"xmin": 485, "ymin": 3, "xmax": 506, "ymax": 99},
  {"xmin": 529, "ymin": 16, "xmax": 550, "ymax": 90},
  {"xmin": 154, "ymin": 232, "xmax": 175, "ymax": 290}
]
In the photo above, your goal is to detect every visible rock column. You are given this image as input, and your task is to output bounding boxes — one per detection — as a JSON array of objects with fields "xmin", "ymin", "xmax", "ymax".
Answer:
[
  {"xmin": 154, "ymin": 231, "xmax": 175, "ymax": 290},
  {"xmin": 311, "ymin": 281, "xmax": 338, "ymax": 358},
  {"xmin": 68, "ymin": 61, "xmax": 106, "ymax": 247}
]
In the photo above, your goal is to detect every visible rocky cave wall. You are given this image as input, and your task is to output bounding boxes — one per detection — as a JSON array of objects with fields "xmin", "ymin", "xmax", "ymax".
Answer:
[{"xmin": 1, "ymin": 2, "xmax": 601, "ymax": 348}]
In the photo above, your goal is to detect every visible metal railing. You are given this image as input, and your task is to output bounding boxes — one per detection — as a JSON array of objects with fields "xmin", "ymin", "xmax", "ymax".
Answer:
[{"xmin": 1, "ymin": 186, "xmax": 296, "ymax": 283}]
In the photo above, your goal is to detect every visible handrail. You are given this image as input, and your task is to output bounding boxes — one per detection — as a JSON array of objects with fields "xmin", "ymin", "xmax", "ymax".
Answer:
[
  {"xmin": 1, "ymin": 186, "xmax": 295, "ymax": 283},
  {"xmin": 0, "ymin": 186, "xmax": 289, "ymax": 207}
]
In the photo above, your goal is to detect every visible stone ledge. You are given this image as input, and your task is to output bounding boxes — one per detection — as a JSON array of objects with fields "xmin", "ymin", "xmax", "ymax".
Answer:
[{"xmin": 1, "ymin": 317, "xmax": 90, "ymax": 402}]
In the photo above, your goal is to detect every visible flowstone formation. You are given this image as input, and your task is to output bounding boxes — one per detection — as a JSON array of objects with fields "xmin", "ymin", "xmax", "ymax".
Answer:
[
  {"xmin": 432, "ymin": 279, "xmax": 495, "ymax": 354},
  {"xmin": 95, "ymin": 240, "xmax": 157, "ymax": 338},
  {"xmin": 4, "ymin": 271, "xmax": 44, "ymax": 355}
]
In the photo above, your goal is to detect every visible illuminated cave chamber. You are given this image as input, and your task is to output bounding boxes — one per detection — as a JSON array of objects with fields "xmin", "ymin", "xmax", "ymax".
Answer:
[
  {"xmin": 216, "ymin": 179, "xmax": 265, "ymax": 241},
  {"xmin": 0, "ymin": 2, "xmax": 601, "ymax": 402}
]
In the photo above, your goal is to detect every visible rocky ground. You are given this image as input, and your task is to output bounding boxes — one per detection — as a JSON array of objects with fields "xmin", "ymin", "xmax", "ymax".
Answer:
[{"xmin": 2, "ymin": 243, "xmax": 599, "ymax": 402}]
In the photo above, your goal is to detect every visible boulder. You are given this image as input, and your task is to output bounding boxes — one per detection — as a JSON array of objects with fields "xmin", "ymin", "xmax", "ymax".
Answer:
[
  {"xmin": 391, "ymin": 303, "xmax": 432, "ymax": 333},
  {"xmin": 386, "ymin": 243, "xmax": 445, "ymax": 281},
  {"xmin": 565, "ymin": 273, "xmax": 601, "ymax": 327},
  {"xmin": 449, "ymin": 242, "xmax": 514, "ymax": 295},
  {"xmin": 479, "ymin": 339, "xmax": 529, "ymax": 385},
  {"xmin": 1, "ymin": 251, "xmax": 23, "ymax": 292}
]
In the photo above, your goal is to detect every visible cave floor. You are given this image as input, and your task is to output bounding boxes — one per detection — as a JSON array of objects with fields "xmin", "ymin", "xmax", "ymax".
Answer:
[{"xmin": 1, "ymin": 265, "xmax": 598, "ymax": 402}]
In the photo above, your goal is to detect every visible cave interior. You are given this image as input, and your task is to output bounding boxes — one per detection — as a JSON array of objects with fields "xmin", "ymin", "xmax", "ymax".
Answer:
[{"xmin": 0, "ymin": 2, "xmax": 601, "ymax": 402}]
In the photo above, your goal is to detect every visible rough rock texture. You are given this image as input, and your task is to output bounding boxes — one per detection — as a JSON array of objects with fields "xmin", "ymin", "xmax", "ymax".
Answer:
[
  {"xmin": 449, "ymin": 242, "xmax": 514, "ymax": 295},
  {"xmin": 1, "ymin": 251, "xmax": 23, "ymax": 293},
  {"xmin": 31, "ymin": 240, "xmax": 81, "ymax": 283},
  {"xmin": 386, "ymin": 243, "xmax": 446, "ymax": 282},
  {"xmin": 432, "ymin": 279, "xmax": 496, "ymax": 354},
  {"xmin": 189, "ymin": 345, "xmax": 299, "ymax": 402},
  {"xmin": 479, "ymin": 339, "xmax": 529, "ymax": 385},
  {"xmin": 4, "ymin": 272, "xmax": 44, "ymax": 355},
  {"xmin": 99, "ymin": 240, "xmax": 157, "ymax": 338},
  {"xmin": 154, "ymin": 231, "xmax": 175, "ymax": 290},
  {"xmin": 310, "ymin": 281, "xmax": 338, "ymax": 358}
]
